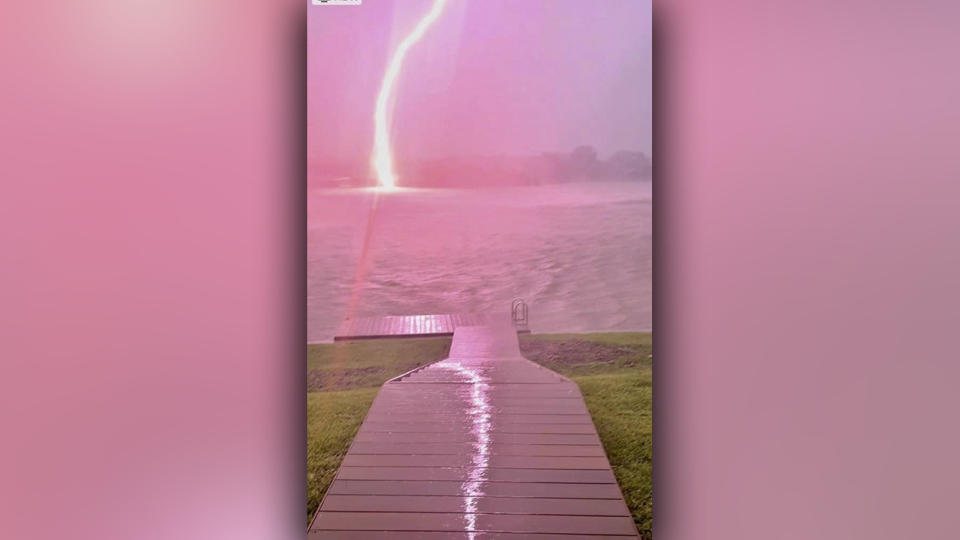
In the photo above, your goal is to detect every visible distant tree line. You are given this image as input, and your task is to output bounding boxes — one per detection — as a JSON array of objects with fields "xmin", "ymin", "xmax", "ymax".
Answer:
[
  {"xmin": 400, "ymin": 146, "xmax": 652, "ymax": 188},
  {"xmin": 310, "ymin": 146, "xmax": 652, "ymax": 188},
  {"xmin": 541, "ymin": 146, "xmax": 652, "ymax": 181}
]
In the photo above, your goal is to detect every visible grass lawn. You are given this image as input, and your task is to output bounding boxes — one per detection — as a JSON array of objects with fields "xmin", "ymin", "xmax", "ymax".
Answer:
[
  {"xmin": 519, "ymin": 332, "xmax": 653, "ymax": 539},
  {"xmin": 306, "ymin": 332, "xmax": 652, "ymax": 539}
]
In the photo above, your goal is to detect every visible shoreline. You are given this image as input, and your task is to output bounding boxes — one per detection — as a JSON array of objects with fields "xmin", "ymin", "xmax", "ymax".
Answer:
[{"xmin": 307, "ymin": 327, "xmax": 654, "ymax": 346}]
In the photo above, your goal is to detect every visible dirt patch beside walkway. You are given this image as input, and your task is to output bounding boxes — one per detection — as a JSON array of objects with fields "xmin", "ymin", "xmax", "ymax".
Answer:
[{"xmin": 519, "ymin": 338, "xmax": 647, "ymax": 371}]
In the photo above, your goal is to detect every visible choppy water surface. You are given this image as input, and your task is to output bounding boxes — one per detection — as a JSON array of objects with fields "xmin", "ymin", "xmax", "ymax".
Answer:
[{"xmin": 308, "ymin": 181, "xmax": 651, "ymax": 342}]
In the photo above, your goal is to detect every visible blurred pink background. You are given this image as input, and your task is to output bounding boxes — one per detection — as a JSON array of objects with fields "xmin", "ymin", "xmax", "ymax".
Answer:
[
  {"xmin": 2, "ymin": 1, "xmax": 960, "ymax": 539},
  {"xmin": 1, "ymin": 2, "xmax": 304, "ymax": 539}
]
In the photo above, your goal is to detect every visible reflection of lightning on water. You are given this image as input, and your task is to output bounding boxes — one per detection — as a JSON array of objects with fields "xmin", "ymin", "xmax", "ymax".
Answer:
[{"xmin": 373, "ymin": 0, "xmax": 449, "ymax": 190}]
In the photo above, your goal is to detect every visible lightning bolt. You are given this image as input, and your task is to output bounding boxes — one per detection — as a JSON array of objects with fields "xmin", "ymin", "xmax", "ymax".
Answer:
[{"xmin": 373, "ymin": 0, "xmax": 449, "ymax": 189}]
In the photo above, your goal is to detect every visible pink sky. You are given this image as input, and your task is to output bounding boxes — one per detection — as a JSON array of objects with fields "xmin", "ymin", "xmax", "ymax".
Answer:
[{"xmin": 308, "ymin": 0, "xmax": 651, "ymax": 165}]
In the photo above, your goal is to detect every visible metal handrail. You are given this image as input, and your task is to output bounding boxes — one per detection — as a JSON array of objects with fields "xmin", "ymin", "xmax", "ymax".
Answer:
[{"xmin": 511, "ymin": 298, "xmax": 529, "ymax": 329}]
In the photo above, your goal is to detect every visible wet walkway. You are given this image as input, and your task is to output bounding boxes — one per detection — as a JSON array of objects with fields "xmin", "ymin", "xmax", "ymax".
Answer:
[{"xmin": 309, "ymin": 324, "xmax": 639, "ymax": 539}]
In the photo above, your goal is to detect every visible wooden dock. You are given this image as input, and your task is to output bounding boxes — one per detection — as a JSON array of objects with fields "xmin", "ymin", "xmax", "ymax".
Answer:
[
  {"xmin": 309, "ymin": 323, "xmax": 639, "ymax": 538},
  {"xmin": 334, "ymin": 313, "xmax": 529, "ymax": 341}
]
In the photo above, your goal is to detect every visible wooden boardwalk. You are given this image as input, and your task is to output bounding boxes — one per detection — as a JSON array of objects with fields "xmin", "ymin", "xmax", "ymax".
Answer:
[
  {"xmin": 309, "ymin": 324, "xmax": 639, "ymax": 539},
  {"xmin": 334, "ymin": 313, "xmax": 528, "ymax": 342}
]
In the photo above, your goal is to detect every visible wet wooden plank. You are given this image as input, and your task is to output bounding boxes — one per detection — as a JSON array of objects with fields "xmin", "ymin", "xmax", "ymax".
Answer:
[
  {"xmin": 357, "ymin": 414, "xmax": 594, "ymax": 424},
  {"xmin": 327, "ymin": 479, "xmax": 627, "ymax": 499},
  {"xmin": 369, "ymin": 401, "xmax": 588, "ymax": 410},
  {"xmin": 309, "ymin": 532, "xmax": 638, "ymax": 540},
  {"xmin": 336, "ymin": 466, "xmax": 617, "ymax": 483},
  {"xmin": 357, "ymin": 422, "xmax": 596, "ymax": 434},
  {"xmin": 353, "ymin": 431, "xmax": 602, "ymax": 445},
  {"xmin": 348, "ymin": 443, "xmax": 606, "ymax": 456},
  {"xmin": 311, "ymin": 512, "xmax": 638, "ymax": 535},
  {"xmin": 341, "ymin": 455, "xmax": 611, "ymax": 469},
  {"xmin": 320, "ymin": 495, "xmax": 630, "ymax": 516}
]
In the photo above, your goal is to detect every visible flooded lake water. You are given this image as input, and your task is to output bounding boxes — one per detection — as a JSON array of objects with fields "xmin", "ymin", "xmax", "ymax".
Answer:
[{"xmin": 308, "ymin": 181, "xmax": 651, "ymax": 342}]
